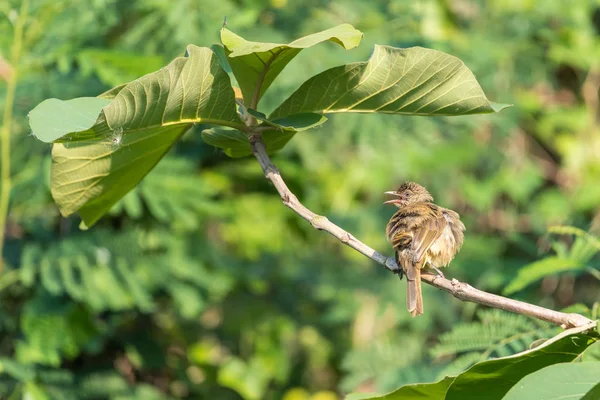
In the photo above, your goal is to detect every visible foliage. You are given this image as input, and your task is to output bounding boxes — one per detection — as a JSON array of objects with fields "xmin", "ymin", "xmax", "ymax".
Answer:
[
  {"xmin": 504, "ymin": 226, "xmax": 600, "ymax": 295},
  {"xmin": 360, "ymin": 322, "xmax": 599, "ymax": 400},
  {"xmin": 1, "ymin": 0, "xmax": 600, "ymax": 399},
  {"xmin": 430, "ymin": 309, "xmax": 558, "ymax": 378}
]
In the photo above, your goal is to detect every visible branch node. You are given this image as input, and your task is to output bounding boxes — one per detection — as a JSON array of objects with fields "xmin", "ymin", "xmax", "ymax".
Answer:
[
  {"xmin": 310, "ymin": 215, "xmax": 329, "ymax": 230},
  {"xmin": 281, "ymin": 193, "xmax": 291, "ymax": 204},
  {"xmin": 342, "ymin": 232, "xmax": 352, "ymax": 244},
  {"xmin": 265, "ymin": 164, "xmax": 279, "ymax": 177}
]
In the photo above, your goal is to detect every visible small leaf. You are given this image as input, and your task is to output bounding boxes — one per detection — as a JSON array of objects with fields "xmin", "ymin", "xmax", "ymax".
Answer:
[
  {"xmin": 201, "ymin": 127, "xmax": 295, "ymax": 158},
  {"xmin": 270, "ymin": 45, "xmax": 510, "ymax": 119},
  {"xmin": 203, "ymin": 110, "xmax": 326, "ymax": 156},
  {"xmin": 247, "ymin": 109, "xmax": 328, "ymax": 132},
  {"xmin": 503, "ymin": 256, "xmax": 586, "ymax": 295},
  {"xmin": 503, "ymin": 362, "xmax": 600, "ymax": 400},
  {"xmin": 222, "ymin": 24, "xmax": 363, "ymax": 107},
  {"xmin": 201, "ymin": 127, "xmax": 251, "ymax": 158},
  {"xmin": 28, "ymin": 98, "xmax": 111, "ymax": 143}
]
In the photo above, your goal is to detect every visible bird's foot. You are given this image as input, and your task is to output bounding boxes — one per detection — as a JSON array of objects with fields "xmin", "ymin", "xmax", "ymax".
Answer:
[
  {"xmin": 397, "ymin": 269, "xmax": 404, "ymax": 280},
  {"xmin": 431, "ymin": 266, "xmax": 445, "ymax": 279}
]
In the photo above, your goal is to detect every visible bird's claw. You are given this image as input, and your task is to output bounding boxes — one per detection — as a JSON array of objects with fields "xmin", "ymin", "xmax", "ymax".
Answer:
[
  {"xmin": 431, "ymin": 266, "xmax": 445, "ymax": 279},
  {"xmin": 397, "ymin": 268, "xmax": 404, "ymax": 280}
]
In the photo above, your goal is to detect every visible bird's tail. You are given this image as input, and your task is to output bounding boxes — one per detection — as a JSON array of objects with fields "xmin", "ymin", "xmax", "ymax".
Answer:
[{"xmin": 406, "ymin": 262, "xmax": 424, "ymax": 317}]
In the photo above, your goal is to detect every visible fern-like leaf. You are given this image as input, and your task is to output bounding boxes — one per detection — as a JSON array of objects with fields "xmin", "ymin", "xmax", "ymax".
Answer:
[{"xmin": 431, "ymin": 309, "xmax": 557, "ymax": 378}]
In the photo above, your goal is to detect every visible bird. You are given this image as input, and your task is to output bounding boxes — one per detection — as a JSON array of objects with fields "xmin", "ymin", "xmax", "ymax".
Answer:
[{"xmin": 385, "ymin": 182, "xmax": 465, "ymax": 317}]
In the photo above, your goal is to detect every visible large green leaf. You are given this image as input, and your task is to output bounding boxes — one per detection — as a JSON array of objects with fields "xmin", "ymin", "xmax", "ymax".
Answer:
[
  {"xmin": 52, "ymin": 125, "xmax": 187, "ymax": 229},
  {"xmin": 29, "ymin": 45, "xmax": 245, "ymax": 144},
  {"xmin": 270, "ymin": 45, "xmax": 510, "ymax": 119},
  {"xmin": 444, "ymin": 322, "xmax": 598, "ymax": 400},
  {"xmin": 32, "ymin": 45, "xmax": 245, "ymax": 227},
  {"xmin": 221, "ymin": 24, "xmax": 363, "ymax": 107},
  {"xmin": 503, "ymin": 362, "xmax": 600, "ymax": 400},
  {"xmin": 353, "ymin": 322, "xmax": 598, "ymax": 400}
]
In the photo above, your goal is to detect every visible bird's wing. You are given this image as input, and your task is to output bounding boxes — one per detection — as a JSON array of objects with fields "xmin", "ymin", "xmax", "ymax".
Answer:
[
  {"xmin": 388, "ymin": 203, "xmax": 447, "ymax": 262},
  {"xmin": 411, "ymin": 208, "xmax": 447, "ymax": 262}
]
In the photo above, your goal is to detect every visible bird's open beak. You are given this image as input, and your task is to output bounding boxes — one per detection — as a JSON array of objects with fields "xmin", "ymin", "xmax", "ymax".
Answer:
[{"xmin": 383, "ymin": 191, "xmax": 402, "ymax": 204}]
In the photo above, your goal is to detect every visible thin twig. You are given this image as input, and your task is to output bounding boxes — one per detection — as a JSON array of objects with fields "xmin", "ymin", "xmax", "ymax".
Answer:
[
  {"xmin": 0, "ymin": 0, "xmax": 29, "ymax": 273},
  {"xmin": 249, "ymin": 134, "xmax": 593, "ymax": 329}
]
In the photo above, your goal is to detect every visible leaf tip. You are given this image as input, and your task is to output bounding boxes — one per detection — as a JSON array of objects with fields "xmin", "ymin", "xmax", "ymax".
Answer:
[
  {"xmin": 78, "ymin": 220, "xmax": 90, "ymax": 230},
  {"xmin": 490, "ymin": 102, "xmax": 513, "ymax": 113}
]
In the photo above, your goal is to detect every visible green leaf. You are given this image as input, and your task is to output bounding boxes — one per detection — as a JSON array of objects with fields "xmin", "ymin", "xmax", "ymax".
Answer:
[
  {"xmin": 503, "ymin": 362, "xmax": 600, "ymax": 400},
  {"xmin": 99, "ymin": 84, "xmax": 127, "ymax": 99},
  {"xmin": 32, "ymin": 45, "xmax": 245, "ymax": 227},
  {"xmin": 218, "ymin": 357, "xmax": 269, "ymax": 400},
  {"xmin": 583, "ymin": 383, "xmax": 600, "ymax": 400},
  {"xmin": 549, "ymin": 226, "xmax": 600, "ymax": 251},
  {"xmin": 443, "ymin": 322, "xmax": 598, "ymax": 400},
  {"xmin": 201, "ymin": 127, "xmax": 295, "ymax": 158},
  {"xmin": 503, "ymin": 256, "xmax": 586, "ymax": 295},
  {"xmin": 222, "ymin": 24, "xmax": 363, "ymax": 107},
  {"xmin": 354, "ymin": 322, "xmax": 598, "ymax": 400},
  {"xmin": 0, "ymin": 357, "xmax": 35, "ymax": 381},
  {"xmin": 353, "ymin": 376, "xmax": 455, "ymax": 399},
  {"xmin": 270, "ymin": 45, "xmax": 511, "ymax": 119},
  {"xmin": 28, "ymin": 98, "xmax": 111, "ymax": 143},
  {"xmin": 51, "ymin": 125, "xmax": 186, "ymax": 228},
  {"xmin": 201, "ymin": 111, "xmax": 326, "ymax": 157},
  {"xmin": 247, "ymin": 109, "xmax": 328, "ymax": 132},
  {"xmin": 201, "ymin": 127, "xmax": 251, "ymax": 158}
]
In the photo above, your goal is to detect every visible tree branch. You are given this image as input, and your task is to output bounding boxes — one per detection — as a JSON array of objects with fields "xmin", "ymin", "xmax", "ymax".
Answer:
[{"xmin": 249, "ymin": 134, "xmax": 593, "ymax": 329}]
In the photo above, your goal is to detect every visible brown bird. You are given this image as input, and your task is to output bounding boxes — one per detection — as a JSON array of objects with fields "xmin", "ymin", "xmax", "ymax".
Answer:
[{"xmin": 385, "ymin": 182, "xmax": 465, "ymax": 317}]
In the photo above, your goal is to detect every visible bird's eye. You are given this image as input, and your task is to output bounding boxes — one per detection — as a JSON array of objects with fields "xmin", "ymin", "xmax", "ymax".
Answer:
[{"xmin": 403, "ymin": 192, "xmax": 410, "ymax": 198}]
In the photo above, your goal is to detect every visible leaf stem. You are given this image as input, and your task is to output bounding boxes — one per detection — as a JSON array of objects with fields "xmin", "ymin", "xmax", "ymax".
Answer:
[
  {"xmin": 0, "ymin": 0, "xmax": 29, "ymax": 273},
  {"xmin": 248, "ymin": 134, "xmax": 593, "ymax": 329}
]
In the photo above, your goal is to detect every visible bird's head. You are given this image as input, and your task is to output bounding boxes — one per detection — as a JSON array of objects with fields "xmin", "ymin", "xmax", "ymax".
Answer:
[{"xmin": 384, "ymin": 182, "xmax": 433, "ymax": 208}]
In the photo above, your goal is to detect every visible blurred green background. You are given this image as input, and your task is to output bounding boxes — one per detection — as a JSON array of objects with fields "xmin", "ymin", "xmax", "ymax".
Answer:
[{"xmin": 1, "ymin": 0, "xmax": 600, "ymax": 399}]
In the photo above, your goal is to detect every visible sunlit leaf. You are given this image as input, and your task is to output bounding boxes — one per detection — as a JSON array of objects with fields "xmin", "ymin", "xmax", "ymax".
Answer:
[
  {"xmin": 222, "ymin": 24, "xmax": 363, "ymax": 107},
  {"xmin": 503, "ymin": 362, "xmax": 600, "ymax": 400},
  {"xmin": 356, "ymin": 322, "xmax": 598, "ymax": 400},
  {"xmin": 270, "ymin": 45, "xmax": 510, "ymax": 119},
  {"xmin": 28, "ymin": 98, "xmax": 111, "ymax": 143},
  {"xmin": 51, "ymin": 125, "xmax": 186, "ymax": 228},
  {"xmin": 444, "ymin": 322, "xmax": 598, "ymax": 400},
  {"xmin": 28, "ymin": 45, "xmax": 245, "ymax": 227}
]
